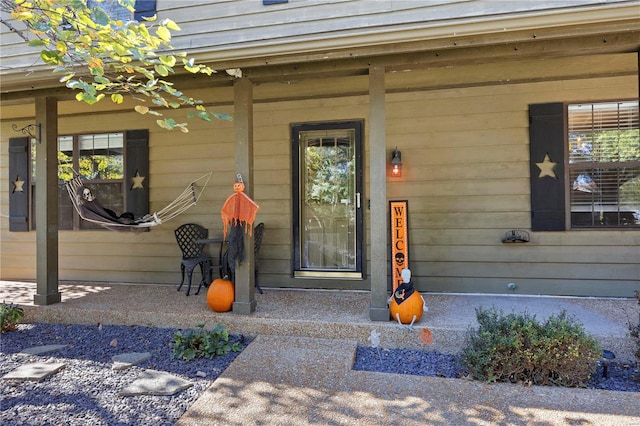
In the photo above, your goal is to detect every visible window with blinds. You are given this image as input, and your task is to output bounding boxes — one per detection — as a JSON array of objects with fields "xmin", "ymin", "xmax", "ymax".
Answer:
[{"xmin": 568, "ymin": 101, "xmax": 640, "ymax": 228}]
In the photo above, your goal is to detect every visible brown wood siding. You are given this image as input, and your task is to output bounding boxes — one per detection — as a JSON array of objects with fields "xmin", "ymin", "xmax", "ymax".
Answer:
[
  {"xmin": 1, "ymin": 54, "xmax": 638, "ymax": 296},
  {"xmin": 2, "ymin": 0, "xmax": 636, "ymax": 87}
]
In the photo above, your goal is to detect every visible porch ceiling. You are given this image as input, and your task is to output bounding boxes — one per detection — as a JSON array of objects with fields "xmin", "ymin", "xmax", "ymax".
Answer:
[{"xmin": 1, "ymin": 19, "xmax": 638, "ymax": 105}]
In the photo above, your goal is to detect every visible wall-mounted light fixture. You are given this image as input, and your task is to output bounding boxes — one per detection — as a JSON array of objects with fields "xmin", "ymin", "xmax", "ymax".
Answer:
[
  {"xmin": 390, "ymin": 147, "xmax": 402, "ymax": 177},
  {"xmin": 12, "ymin": 123, "xmax": 41, "ymax": 144}
]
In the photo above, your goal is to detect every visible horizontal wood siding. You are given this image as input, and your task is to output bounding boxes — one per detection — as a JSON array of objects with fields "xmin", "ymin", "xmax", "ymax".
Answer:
[
  {"xmin": 1, "ymin": 54, "xmax": 638, "ymax": 296},
  {"xmin": 163, "ymin": 0, "xmax": 633, "ymax": 54},
  {"xmin": 1, "ymin": 0, "xmax": 635, "ymax": 83},
  {"xmin": 381, "ymin": 61, "xmax": 638, "ymax": 296}
]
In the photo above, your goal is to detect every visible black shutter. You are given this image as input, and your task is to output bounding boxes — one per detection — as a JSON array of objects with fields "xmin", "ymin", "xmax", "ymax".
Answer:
[
  {"xmin": 8, "ymin": 137, "xmax": 30, "ymax": 232},
  {"xmin": 529, "ymin": 103, "xmax": 566, "ymax": 231},
  {"xmin": 125, "ymin": 129, "xmax": 149, "ymax": 218},
  {"xmin": 134, "ymin": 0, "xmax": 156, "ymax": 21}
]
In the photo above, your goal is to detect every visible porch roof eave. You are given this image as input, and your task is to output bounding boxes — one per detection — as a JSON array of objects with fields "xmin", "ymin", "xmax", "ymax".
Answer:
[{"xmin": 1, "ymin": 3, "xmax": 639, "ymax": 103}]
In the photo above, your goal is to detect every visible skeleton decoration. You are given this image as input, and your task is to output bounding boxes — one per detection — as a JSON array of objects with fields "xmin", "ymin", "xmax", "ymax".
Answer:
[
  {"xmin": 220, "ymin": 174, "xmax": 260, "ymax": 270},
  {"xmin": 82, "ymin": 187, "xmax": 95, "ymax": 202},
  {"xmin": 220, "ymin": 174, "xmax": 260, "ymax": 238},
  {"xmin": 75, "ymin": 185, "xmax": 138, "ymax": 231}
]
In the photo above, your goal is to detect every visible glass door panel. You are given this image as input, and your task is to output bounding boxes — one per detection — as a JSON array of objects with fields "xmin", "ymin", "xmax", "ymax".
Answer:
[{"xmin": 292, "ymin": 121, "xmax": 363, "ymax": 278}]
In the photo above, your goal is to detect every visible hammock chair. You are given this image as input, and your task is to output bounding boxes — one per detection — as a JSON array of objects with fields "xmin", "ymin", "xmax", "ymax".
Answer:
[{"xmin": 64, "ymin": 172, "xmax": 212, "ymax": 231}]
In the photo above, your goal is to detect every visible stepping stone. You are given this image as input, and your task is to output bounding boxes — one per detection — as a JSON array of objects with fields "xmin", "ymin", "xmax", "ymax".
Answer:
[
  {"xmin": 19, "ymin": 345, "xmax": 68, "ymax": 356},
  {"xmin": 2, "ymin": 362, "xmax": 66, "ymax": 382},
  {"xmin": 119, "ymin": 369, "xmax": 193, "ymax": 396},
  {"xmin": 111, "ymin": 352, "xmax": 151, "ymax": 370}
]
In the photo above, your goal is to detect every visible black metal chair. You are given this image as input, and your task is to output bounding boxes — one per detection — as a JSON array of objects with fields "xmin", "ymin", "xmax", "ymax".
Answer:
[
  {"xmin": 174, "ymin": 223, "xmax": 212, "ymax": 296},
  {"xmin": 223, "ymin": 222, "xmax": 265, "ymax": 294}
]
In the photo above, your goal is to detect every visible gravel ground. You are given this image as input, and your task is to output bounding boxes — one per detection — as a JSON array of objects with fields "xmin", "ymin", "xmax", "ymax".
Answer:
[
  {"xmin": 353, "ymin": 346, "xmax": 640, "ymax": 392},
  {"xmin": 0, "ymin": 323, "xmax": 248, "ymax": 426},
  {"xmin": 1, "ymin": 323, "xmax": 638, "ymax": 426}
]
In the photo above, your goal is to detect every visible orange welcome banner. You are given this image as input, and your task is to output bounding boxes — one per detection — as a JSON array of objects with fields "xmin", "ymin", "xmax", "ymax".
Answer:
[{"xmin": 390, "ymin": 200, "xmax": 409, "ymax": 292}]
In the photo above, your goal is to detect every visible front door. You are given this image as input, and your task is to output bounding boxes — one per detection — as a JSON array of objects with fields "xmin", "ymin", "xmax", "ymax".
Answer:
[{"xmin": 292, "ymin": 121, "xmax": 364, "ymax": 279}]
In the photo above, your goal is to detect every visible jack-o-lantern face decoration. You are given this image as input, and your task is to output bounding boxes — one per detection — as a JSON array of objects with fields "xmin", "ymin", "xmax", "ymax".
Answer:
[{"xmin": 233, "ymin": 181, "xmax": 245, "ymax": 193}]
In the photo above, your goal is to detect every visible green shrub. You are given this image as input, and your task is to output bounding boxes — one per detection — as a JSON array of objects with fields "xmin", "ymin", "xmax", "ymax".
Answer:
[
  {"xmin": 0, "ymin": 302, "xmax": 24, "ymax": 333},
  {"xmin": 461, "ymin": 308, "xmax": 601, "ymax": 387},
  {"xmin": 629, "ymin": 312, "xmax": 640, "ymax": 364},
  {"xmin": 171, "ymin": 323, "xmax": 244, "ymax": 361}
]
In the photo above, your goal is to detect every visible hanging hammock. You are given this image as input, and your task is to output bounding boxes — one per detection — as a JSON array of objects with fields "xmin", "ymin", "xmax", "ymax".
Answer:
[{"xmin": 64, "ymin": 172, "xmax": 212, "ymax": 231}]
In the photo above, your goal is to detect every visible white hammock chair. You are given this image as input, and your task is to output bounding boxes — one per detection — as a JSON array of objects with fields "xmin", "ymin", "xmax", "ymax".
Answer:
[{"xmin": 65, "ymin": 172, "xmax": 212, "ymax": 231}]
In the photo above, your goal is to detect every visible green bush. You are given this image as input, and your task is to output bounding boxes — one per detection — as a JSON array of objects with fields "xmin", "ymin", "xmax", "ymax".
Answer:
[
  {"xmin": 171, "ymin": 323, "xmax": 244, "ymax": 361},
  {"xmin": 629, "ymin": 312, "xmax": 640, "ymax": 363},
  {"xmin": 461, "ymin": 308, "xmax": 601, "ymax": 387},
  {"xmin": 1, "ymin": 302, "xmax": 24, "ymax": 333}
]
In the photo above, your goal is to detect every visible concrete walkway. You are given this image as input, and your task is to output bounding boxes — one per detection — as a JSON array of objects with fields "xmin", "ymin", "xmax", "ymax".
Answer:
[
  {"xmin": 176, "ymin": 335, "xmax": 640, "ymax": 425},
  {"xmin": 2, "ymin": 280, "xmax": 639, "ymax": 425}
]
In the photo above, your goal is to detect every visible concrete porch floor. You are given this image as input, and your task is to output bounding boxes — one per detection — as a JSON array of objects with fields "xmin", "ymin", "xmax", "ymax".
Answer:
[{"xmin": 1, "ymin": 280, "xmax": 637, "ymax": 362}]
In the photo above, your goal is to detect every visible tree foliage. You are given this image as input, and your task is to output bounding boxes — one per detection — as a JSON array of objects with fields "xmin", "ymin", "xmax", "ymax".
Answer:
[{"xmin": 1, "ymin": 0, "xmax": 232, "ymax": 131}]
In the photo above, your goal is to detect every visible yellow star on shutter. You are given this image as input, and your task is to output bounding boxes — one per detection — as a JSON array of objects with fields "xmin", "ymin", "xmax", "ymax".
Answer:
[
  {"xmin": 12, "ymin": 175, "xmax": 25, "ymax": 193},
  {"xmin": 130, "ymin": 170, "xmax": 146, "ymax": 189},
  {"xmin": 536, "ymin": 153, "xmax": 558, "ymax": 179}
]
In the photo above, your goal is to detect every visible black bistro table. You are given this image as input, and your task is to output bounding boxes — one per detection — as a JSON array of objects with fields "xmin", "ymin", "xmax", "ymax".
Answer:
[{"xmin": 196, "ymin": 237, "xmax": 228, "ymax": 283}]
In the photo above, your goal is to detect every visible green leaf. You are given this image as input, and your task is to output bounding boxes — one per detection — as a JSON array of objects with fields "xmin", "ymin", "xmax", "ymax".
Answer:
[
  {"xmin": 111, "ymin": 93, "xmax": 124, "ymax": 104},
  {"xmin": 94, "ymin": 76, "xmax": 110, "ymax": 84},
  {"xmin": 197, "ymin": 111, "xmax": 212, "ymax": 122},
  {"xmin": 28, "ymin": 39, "xmax": 46, "ymax": 47},
  {"xmin": 59, "ymin": 73, "xmax": 75, "ymax": 83},
  {"xmin": 162, "ymin": 19, "xmax": 181, "ymax": 31},
  {"xmin": 154, "ymin": 64, "xmax": 169, "ymax": 77},
  {"xmin": 40, "ymin": 50, "xmax": 61, "ymax": 65},
  {"xmin": 213, "ymin": 113, "xmax": 233, "ymax": 121},
  {"xmin": 118, "ymin": 0, "xmax": 136, "ymax": 12},
  {"xmin": 92, "ymin": 7, "xmax": 110, "ymax": 26},
  {"xmin": 156, "ymin": 26, "xmax": 171, "ymax": 42},
  {"xmin": 163, "ymin": 118, "xmax": 177, "ymax": 129},
  {"xmin": 184, "ymin": 64, "xmax": 200, "ymax": 74},
  {"xmin": 152, "ymin": 97, "xmax": 168, "ymax": 106},
  {"xmin": 159, "ymin": 55, "xmax": 176, "ymax": 67}
]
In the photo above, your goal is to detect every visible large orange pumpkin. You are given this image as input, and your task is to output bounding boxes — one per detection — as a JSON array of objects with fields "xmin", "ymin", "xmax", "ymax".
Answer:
[
  {"xmin": 207, "ymin": 278, "xmax": 235, "ymax": 312},
  {"xmin": 389, "ymin": 289, "xmax": 424, "ymax": 324}
]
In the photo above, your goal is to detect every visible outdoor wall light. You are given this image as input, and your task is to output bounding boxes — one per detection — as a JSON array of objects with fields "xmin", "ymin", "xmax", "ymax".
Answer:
[{"xmin": 390, "ymin": 148, "xmax": 402, "ymax": 177}]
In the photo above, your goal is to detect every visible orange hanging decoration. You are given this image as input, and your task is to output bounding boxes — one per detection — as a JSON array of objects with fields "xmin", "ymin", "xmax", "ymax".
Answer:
[{"xmin": 221, "ymin": 174, "xmax": 260, "ymax": 239}]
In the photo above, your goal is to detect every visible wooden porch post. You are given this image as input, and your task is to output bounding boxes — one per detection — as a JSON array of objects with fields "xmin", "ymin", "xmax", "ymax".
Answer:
[
  {"xmin": 368, "ymin": 64, "xmax": 389, "ymax": 321},
  {"xmin": 231, "ymin": 77, "xmax": 257, "ymax": 315},
  {"xmin": 34, "ymin": 96, "xmax": 61, "ymax": 305}
]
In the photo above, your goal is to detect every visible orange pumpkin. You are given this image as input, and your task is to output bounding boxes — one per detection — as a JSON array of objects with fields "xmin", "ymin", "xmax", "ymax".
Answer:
[
  {"xmin": 233, "ymin": 181, "xmax": 245, "ymax": 192},
  {"xmin": 207, "ymin": 278, "xmax": 235, "ymax": 312},
  {"xmin": 389, "ymin": 290, "xmax": 424, "ymax": 324}
]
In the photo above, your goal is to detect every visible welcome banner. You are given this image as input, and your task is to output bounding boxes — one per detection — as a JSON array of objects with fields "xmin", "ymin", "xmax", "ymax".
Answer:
[{"xmin": 390, "ymin": 200, "xmax": 409, "ymax": 292}]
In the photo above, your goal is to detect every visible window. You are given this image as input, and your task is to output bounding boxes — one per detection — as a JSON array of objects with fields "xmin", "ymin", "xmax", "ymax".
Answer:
[
  {"xmin": 58, "ymin": 132, "xmax": 126, "ymax": 230},
  {"xmin": 529, "ymin": 101, "xmax": 640, "ymax": 231},
  {"xmin": 568, "ymin": 102, "xmax": 640, "ymax": 228},
  {"xmin": 9, "ymin": 130, "xmax": 149, "ymax": 232},
  {"xmin": 87, "ymin": 0, "xmax": 156, "ymax": 21}
]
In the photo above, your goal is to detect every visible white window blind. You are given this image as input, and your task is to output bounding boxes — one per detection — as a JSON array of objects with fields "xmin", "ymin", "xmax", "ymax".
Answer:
[{"xmin": 567, "ymin": 101, "xmax": 640, "ymax": 227}]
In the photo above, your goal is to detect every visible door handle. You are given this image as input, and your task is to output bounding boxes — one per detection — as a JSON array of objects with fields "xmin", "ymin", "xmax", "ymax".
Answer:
[{"xmin": 356, "ymin": 192, "xmax": 361, "ymax": 209}]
